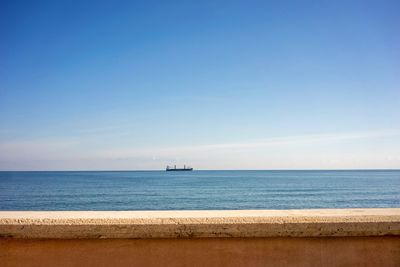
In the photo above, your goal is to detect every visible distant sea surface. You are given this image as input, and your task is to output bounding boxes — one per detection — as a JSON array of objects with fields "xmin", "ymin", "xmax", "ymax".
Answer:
[{"xmin": 0, "ymin": 170, "xmax": 399, "ymax": 210}]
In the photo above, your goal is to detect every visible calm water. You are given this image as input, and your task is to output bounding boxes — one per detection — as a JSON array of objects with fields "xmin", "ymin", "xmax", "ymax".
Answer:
[{"xmin": 0, "ymin": 170, "xmax": 399, "ymax": 210}]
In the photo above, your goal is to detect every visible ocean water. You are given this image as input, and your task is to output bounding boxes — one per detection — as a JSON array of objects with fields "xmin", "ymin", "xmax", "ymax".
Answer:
[{"xmin": 0, "ymin": 170, "xmax": 399, "ymax": 210}]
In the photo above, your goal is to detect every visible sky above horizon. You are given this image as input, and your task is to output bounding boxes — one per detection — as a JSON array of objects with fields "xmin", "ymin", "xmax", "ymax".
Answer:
[{"xmin": 1, "ymin": 0, "xmax": 400, "ymax": 170}]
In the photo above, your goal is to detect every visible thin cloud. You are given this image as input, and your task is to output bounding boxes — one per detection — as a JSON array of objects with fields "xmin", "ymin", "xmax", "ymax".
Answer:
[
  {"xmin": 100, "ymin": 130, "xmax": 400, "ymax": 158},
  {"xmin": 1, "ymin": 129, "xmax": 399, "ymax": 170}
]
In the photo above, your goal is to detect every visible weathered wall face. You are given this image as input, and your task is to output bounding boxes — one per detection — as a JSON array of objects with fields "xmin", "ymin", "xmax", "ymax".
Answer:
[
  {"xmin": 2, "ymin": 237, "xmax": 400, "ymax": 267},
  {"xmin": 1, "ymin": 209, "xmax": 400, "ymax": 267}
]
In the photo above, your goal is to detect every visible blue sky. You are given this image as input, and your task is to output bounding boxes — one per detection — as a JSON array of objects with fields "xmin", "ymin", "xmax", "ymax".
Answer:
[{"xmin": 0, "ymin": 0, "xmax": 399, "ymax": 170}]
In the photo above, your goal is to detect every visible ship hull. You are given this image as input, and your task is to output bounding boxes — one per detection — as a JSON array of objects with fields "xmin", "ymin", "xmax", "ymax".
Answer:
[{"xmin": 166, "ymin": 168, "xmax": 193, "ymax": 171}]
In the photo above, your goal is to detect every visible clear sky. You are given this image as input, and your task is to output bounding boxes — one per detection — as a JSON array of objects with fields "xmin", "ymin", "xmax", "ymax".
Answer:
[{"xmin": 0, "ymin": 0, "xmax": 399, "ymax": 170}]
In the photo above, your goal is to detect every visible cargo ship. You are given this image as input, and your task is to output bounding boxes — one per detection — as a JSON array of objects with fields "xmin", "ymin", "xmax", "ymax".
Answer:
[{"xmin": 166, "ymin": 165, "xmax": 193, "ymax": 171}]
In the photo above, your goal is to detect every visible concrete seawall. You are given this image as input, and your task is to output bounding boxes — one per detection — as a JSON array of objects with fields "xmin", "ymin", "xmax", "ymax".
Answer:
[{"xmin": 1, "ymin": 209, "xmax": 400, "ymax": 266}]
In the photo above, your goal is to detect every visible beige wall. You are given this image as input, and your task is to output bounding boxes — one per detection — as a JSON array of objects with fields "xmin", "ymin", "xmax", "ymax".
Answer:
[
  {"xmin": 1, "ymin": 209, "xmax": 400, "ymax": 266},
  {"xmin": 2, "ymin": 237, "xmax": 400, "ymax": 267}
]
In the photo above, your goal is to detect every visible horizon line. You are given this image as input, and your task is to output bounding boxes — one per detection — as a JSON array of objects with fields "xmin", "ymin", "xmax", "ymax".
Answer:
[{"xmin": 1, "ymin": 168, "xmax": 400, "ymax": 172}]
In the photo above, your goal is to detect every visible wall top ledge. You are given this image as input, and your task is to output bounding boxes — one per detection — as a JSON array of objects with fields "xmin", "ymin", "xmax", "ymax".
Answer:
[{"xmin": 1, "ymin": 208, "xmax": 400, "ymax": 239}]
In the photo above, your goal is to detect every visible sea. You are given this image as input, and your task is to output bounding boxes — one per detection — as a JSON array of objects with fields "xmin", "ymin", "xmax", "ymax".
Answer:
[{"xmin": 0, "ymin": 170, "xmax": 399, "ymax": 210}]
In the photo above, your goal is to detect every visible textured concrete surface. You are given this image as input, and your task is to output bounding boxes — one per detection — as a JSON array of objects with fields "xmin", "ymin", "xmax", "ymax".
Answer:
[
  {"xmin": 1, "ymin": 209, "xmax": 400, "ymax": 239},
  {"xmin": 2, "ymin": 237, "xmax": 400, "ymax": 267}
]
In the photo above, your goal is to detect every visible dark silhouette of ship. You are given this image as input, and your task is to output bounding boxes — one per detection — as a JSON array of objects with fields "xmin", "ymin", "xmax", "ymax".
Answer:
[{"xmin": 166, "ymin": 165, "xmax": 193, "ymax": 171}]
